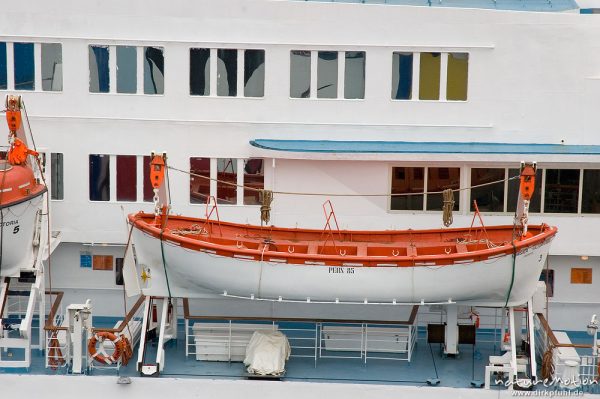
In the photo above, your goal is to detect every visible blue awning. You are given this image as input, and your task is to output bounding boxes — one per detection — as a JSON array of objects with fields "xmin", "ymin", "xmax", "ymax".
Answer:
[{"xmin": 250, "ymin": 140, "xmax": 600, "ymax": 155}]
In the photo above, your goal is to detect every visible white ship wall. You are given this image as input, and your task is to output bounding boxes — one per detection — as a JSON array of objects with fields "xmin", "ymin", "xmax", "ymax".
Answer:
[{"xmin": 1, "ymin": 0, "xmax": 599, "ymax": 329}]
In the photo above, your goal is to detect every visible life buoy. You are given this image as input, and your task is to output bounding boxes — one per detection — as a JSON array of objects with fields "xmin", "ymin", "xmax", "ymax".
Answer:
[{"xmin": 88, "ymin": 332, "xmax": 125, "ymax": 364}]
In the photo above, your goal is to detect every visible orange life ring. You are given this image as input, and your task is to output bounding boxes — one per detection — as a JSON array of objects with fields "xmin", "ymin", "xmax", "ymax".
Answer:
[{"xmin": 88, "ymin": 332, "xmax": 125, "ymax": 365}]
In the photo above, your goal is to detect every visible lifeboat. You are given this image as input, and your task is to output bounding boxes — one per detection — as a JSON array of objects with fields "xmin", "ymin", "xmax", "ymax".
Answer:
[
  {"xmin": 0, "ymin": 96, "xmax": 47, "ymax": 277},
  {"xmin": 128, "ymin": 155, "xmax": 557, "ymax": 307}
]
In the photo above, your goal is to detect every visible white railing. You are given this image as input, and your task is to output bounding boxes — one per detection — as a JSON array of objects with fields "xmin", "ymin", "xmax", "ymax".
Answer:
[
  {"xmin": 579, "ymin": 355, "xmax": 600, "ymax": 393},
  {"xmin": 187, "ymin": 319, "xmax": 416, "ymax": 365}
]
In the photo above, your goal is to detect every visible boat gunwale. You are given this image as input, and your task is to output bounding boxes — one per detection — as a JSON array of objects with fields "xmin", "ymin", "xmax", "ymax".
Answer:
[
  {"xmin": 0, "ymin": 184, "xmax": 47, "ymax": 210},
  {"xmin": 128, "ymin": 212, "xmax": 557, "ymax": 267}
]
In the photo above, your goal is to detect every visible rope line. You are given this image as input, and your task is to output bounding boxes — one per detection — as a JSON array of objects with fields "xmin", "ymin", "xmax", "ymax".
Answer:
[
  {"xmin": 442, "ymin": 189, "xmax": 454, "ymax": 227},
  {"xmin": 159, "ymin": 164, "xmax": 173, "ymax": 299},
  {"xmin": 171, "ymin": 165, "xmax": 519, "ymax": 198},
  {"xmin": 504, "ymin": 240, "xmax": 517, "ymax": 308}
]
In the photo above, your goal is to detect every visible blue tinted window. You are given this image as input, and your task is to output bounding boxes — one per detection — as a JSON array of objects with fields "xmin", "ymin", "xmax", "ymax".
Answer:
[
  {"xmin": 392, "ymin": 52, "xmax": 413, "ymax": 100},
  {"xmin": 89, "ymin": 154, "xmax": 110, "ymax": 201},
  {"xmin": 0, "ymin": 43, "xmax": 6, "ymax": 90},
  {"xmin": 14, "ymin": 42, "xmax": 34, "ymax": 90},
  {"xmin": 89, "ymin": 46, "xmax": 109, "ymax": 93}
]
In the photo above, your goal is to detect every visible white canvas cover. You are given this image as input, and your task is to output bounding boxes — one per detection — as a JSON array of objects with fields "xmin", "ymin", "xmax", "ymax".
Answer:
[{"xmin": 244, "ymin": 330, "xmax": 290, "ymax": 375}]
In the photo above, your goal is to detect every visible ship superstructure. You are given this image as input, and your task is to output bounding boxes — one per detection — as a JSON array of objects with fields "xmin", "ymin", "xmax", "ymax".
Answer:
[{"xmin": 1, "ymin": 0, "xmax": 600, "ymax": 395}]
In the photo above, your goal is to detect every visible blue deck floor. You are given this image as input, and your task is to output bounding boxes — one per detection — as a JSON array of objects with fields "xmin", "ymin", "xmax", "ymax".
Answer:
[{"xmin": 1, "ymin": 318, "xmax": 598, "ymax": 394}]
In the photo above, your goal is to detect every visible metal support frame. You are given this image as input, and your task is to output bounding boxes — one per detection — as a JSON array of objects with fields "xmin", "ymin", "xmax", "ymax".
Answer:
[
  {"xmin": 444, "ymin": 304, "xmax": 459, "ymax": 355},
  {"xmin": 508, "ymin": 306, "xmax": 518, "ymax": 389},
  {"xmin": 138, "ymin": 296, "xmax": 177, "ymax": 376},
  {"xmin": 527, "ymin": 299, "xmax": 537, "ymax": 382}
]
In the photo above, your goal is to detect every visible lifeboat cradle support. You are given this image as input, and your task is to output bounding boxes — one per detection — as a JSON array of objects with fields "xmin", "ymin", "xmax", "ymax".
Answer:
[
  {"xmin": 0, "ymin": 96, "xmax": 61, "ymax": 369},
  {"xmin": 0, "ymin": 194, "xmax": 53, "ymax": 368},
  {"xmin": 137, "ymin": 296, "xmax": 178, "ymax": 376}
]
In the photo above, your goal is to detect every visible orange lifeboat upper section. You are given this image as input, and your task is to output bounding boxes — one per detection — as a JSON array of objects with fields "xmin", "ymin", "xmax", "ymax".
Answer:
[{"xmin": 0, "ymin": 160, "xmax": 46, "ymax": 208}]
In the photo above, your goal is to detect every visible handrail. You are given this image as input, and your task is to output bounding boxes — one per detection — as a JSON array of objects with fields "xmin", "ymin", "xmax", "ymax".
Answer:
[
  {"xmin": 183, "ymin": 298, "xmax": 419, "ymax": 325},
  {"xmin": 92, "ymin": 296, "xmax": 146, "ymax": 333},
  {"xmin": 536, "ymin": 312, "xmax": 592, "ymax": 349},
  {"xmin": 44, "ymin": 290, "xmax": 67, "ymax": 331}
]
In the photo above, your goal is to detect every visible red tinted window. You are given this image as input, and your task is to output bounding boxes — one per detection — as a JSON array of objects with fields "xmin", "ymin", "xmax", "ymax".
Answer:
[{"xmin": 116, "ymin": 155, "xmax": 136, "ymax": 201}]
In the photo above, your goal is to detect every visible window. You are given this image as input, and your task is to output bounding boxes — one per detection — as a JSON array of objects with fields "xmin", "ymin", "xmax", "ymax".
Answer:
[
  {"xmin": 419, "ymin": 52, "xmax": 440, "ymax": 100},
  {"xmin": 41, "ymin": 43, "xmax": 62, "ymax": 92},
  {"xmin": 117, "ymin": 46, "xmax": 137, "ymax": 94},
  {"xmin": 144, "ymin": 46, "xmax": 164, "ymax": 95},
  {"xmin": 507, "ymin": 168, "xmax": 542, "ymax": 213},
  {"xmin": 540, "ymin": 269, "xmax": 554, "ymax": 297},
  {"xmin": 446, "ymin": 53, "xmax": 468, "ymax": 101},
  {"xmin": 217, "ymin": 49, "xmax": 237, "ymax": 97},
  {"xmin": 391, "ymin": 52, "xmax": 412, "ymax": 100},
  {"xmin": 391, "ymin": 166, "xmax": 460, "ymax": 211},
  {"xmin": 115, "ymin": 258, "xmax": 124, "ymax": 285},
  {"xmin": 244, "ymin": 159, "xmax": 264, "ymax": 205},
  {"xmin": 50, "ymin": 153, "xmax": 64, "ymax": 200},
  {"xmin": 89, "ymin": 154, "xmax": 110, "ymax": 201},
  {"xmin": 90, "ymin": 45, "xmax": 163, "ymax": 94},
  {"xmin": 470, "ymin": 168, "xmax": 505, "ymax": 212},
  {"xmin": 190, "ymin": 48, "xmax": 210, "ymax": 96},
  {"xmin": 189, "ymin": 157, "xmax": 265, "ymax": 206},
  {"xmin": 391, "ymin": 167, "xmax": 424, "ymax": 211},
  {"xmin": 190, "ymin": 48, "xmax": 264, "ymax": 98},
  {"xmin": 426, "ymin": 167, "xmax": 460, "ymax": 211},
  {"xmin": 571, "ymin": 268, "xmax": 592, "ymax": 284},
  {"xmin": 317, "ymin": 51, "xmax": 337, "ymax": 99},
  {"xmin": 0, "ymin": 42, "xmax": 62, "ymax": 92},
  {"xmin": 544, "ymin": 169, "xmax": 579, "ymax": 213},
  {"xmin": 190, "ymin": 157, "xmax": 210, "ymax": 204},
  {"xmin": 244, "ymin": 50, "xmax": 265, "ymax": 97},
  {"xmin": 290, "ymin": 50, "xmax": 311, "ymax": 98},
  {"xmin": 217, "ymin": 158, "xmax": 237, "ymax": 204},
  {"xmin": 89, "ymin": 45, "xmax": 110, "ymax": 93},
  {"xmin": 14, "ymin": 42, "xmax": 35, "ymax": 91},
  {"xmin": 0, "ymin": 42, "xmax": 6, "ymax": 90},
  {"xmin": 291, "ymin": 50, "xmax": 365, "ymax": 99},
  {"xmin": 116, "ymin": 155, "xmax": 137, "ymax": 201},
  {"xmin": 582, "ymin": 170, "xmax": 600, "ymax": 214},
  {"xmin": 344, "ymin": 52, "xmax": 365, "ymax": 99},
  {"xmin": 392, "ymin": 52, "xmax": 468, "ymax": 101}
]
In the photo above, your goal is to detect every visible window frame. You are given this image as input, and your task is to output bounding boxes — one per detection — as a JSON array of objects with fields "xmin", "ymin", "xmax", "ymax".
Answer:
[
  {"xmin": 289, "ymin": 49, "xmax": 366, "ymax": 101},
  {"xmin": 189, "ymin": 157, "xmax": 265, "ymax": 206},
  {"xmin": 189, "ymin": 47, "xmax": 266, "ymax": 99},
  {"xmin": 89, "ymin": 44, "xmax": 165, "ymax": 96},
  {"xmin": 388, "ymin": 165, "xmax": 461, "ymax": 213},
  {"xmin": 390, "ymin": 51, "xmax": 470, "ymax": 103},
  {"xmin": 387, "ymin": 165, "xmax": 600, "ymax": 216}
]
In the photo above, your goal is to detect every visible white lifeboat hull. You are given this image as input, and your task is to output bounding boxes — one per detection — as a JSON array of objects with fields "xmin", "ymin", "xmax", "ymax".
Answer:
[
  {"xmin": 0, "ymin": 193, "xmax": 44, "ymax": 277},
  {"xmin": 132, "ymin": 227, "xmax": 553, "ymax": 307}
]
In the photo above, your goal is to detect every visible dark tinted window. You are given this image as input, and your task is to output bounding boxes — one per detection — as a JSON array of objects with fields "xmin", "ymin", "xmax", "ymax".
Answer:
[{"xmin": 89, "ymin": 154, "xmax": 110, "ymax": 201}]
